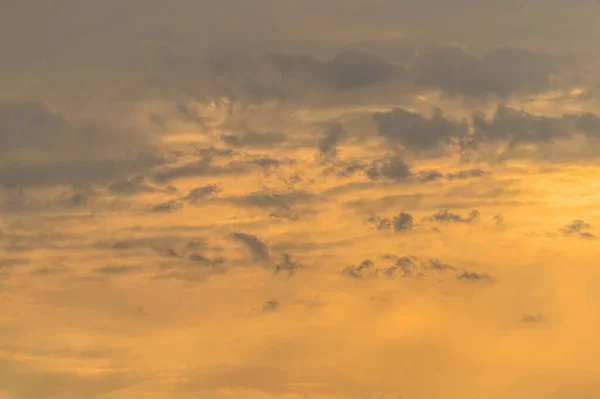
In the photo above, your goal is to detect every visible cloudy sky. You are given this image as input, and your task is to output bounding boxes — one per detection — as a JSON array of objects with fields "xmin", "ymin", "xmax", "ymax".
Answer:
[{"xmin": 2, "ymin": 1, "xmax": 600, "ymax": 398}]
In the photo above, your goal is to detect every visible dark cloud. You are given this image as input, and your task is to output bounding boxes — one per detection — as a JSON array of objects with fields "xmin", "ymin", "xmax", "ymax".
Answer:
[
  {"xmin": 232, "ymin": 232, "xmax": 270, "ymax": 262},
  {"xmin": 364, "ymin": 156, "xmax": 412, "ymax": 181},
  {"xmin": 261, "ymin": 49, "xmax": 403, "ymax": 92},
  {"xmin": 373, "ymin": 108, "xmax": 468, "ymax": 151},
  {"xmin": 560, "ymin": 220, "xmax": 596, "ymax": 239},
  {"xmin": 274, "ymin": 254, "xmax": 305, "ymax": 276},
  {"xmin": 188, "ymin": 254, "xmax": 211, "ymax": 263},
  {"xmin": 183, "ymin": 185, "xmax": 221, "ymax": 204},
  {"xmin": 472, "ymin": 106, "xmax": 600, "ymax": 150},
  {"xmin": 341, "ymin": 259, "xmax": 375, "ymax": 279},
  {"xmin": 263, "ymin": 299, "xmax": 279, "ymax": 312},
  {"xmin": 229, "ymin": 191, "xmax": 315, "ymax": 219},
  {"xmin": 325, "ymin": 50, "xmax": 402, "ymax": 91},
  {"xmin": 150, "ymin": 200, "xmax": 182, "ymax": 213},
  {"xmin": 457, "ymin": 271, "xmax": 492, "ymax": 282},
  {"xmin": 344, "ymin": 256, "xmax": 460, "ymax": 280},
  {"xmin": 378, "ymin": 256, "xmax": 419, "ymax": 278},
  {"xmin": 428, "ymin": 259, "xmax": 457, "ymax": 272},
  {"xmin": 108, "ymin": 175, "xmax": 165, "ymax": 195},
  {"xmin": 220, "ymin": 131, "xmax": 286, "ymax": 148},
  {"xmin": 1, "ymin": 155, "xmax": 165, "ymax": 189},
  {"xmin": 0, "ymin": 101, "xmax": 64, "ymax": 150},
  {"xmin": 0, "ymin": 258, "xmax": 30, "ymax": 269},
  {"xmin": 152, "ymin": 159, "xmax": 246, "ymax": 183},
  {"xmin": 319, "ymin": 123, "xmax": 343, "ymax": 159},
  {"xmin": 418, "ymin": 168, "xmax": 489, "ymax": 182},
  {"xmin": 30, "ymin": 266, "xmax": 70, "ymax": 276},
  {"xmin": 427, "ymin": 209, "xmax": 480, "ymax": 224},
  {"xmin": 93, "ymin": 266, "xmax": 142, "ymax": 275},
  {"xmin": 368, "ymin": 212, "xmax": 415, "ymax": 232},
  {"xmin": 0, "ymin": 101, "xmax": 162, "ymax": 189},
  {"xmin": 154, "ymin": 247, "xmax": 183, "ymax": 259},
  {"xmin": 410, "ymin": 46, "xmax": 565, "ymax": 98},
  {"xmin": 522, "ymin": 314, "xmax": 545, "ymax": 323},
  {"xmin": 473, "ymin": 106, "xmax": 571, "ymax": 145}
]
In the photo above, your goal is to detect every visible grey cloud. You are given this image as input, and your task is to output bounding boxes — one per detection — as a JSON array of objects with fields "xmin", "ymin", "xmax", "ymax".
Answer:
[
  {"xmin": 378, "ymin": 256, "xmax": 419, "ymax": 278},
  {"xmin": 152, "ymin": 159, "xmax": 246, "ymax": 183},
  {"xmin": 458, "ymin": 271, "xmax": 492, "ymax": 282},
  {"xmin": 258, "ymin": 49, "xmax": 403, "ymax": 92},
  {"xmin": 108, "ymin": 175, "xmax": 165, "ymax": 195},
  {"xmin": 0, "ymin": 101, "xmax": 64, "ymax": 150},
  {"xmin": 373, "ymin": 108, "xmax": 468, "ymax": 151},
  {"xmin": 473, "ymin": 106, "xmax": 571, "ymax": 145},
  {"xmin": 343, "ymin": 256, "xmax": 459, "ymax": 280},
  {"xmin": 92, "ymin": 266, "xmax": 142, "ymax": 275},
  {"xmin": 183, "ymin": 185, "xmax": 221, "ymax": 204},
  {"xmin": 561, "ymin": 220, "xmax": 596, "ymax": 239},
  {"xmin": 0, "ymin": 101, "xmax": 161, "ymax": 188},
  {"xmin": 365, "ymin": 156, "xmax": 412, "ymax": 181},
  {"xmin": 150, "ymin": 200, "xmax": 182, "ymax": 213},
  {"xmin": 1, "ymin": 155, "xmax": 165, "ymax": 189},
  {"xmin": 229, "ymin": 191, "xmax": 315, "ymax": 219},
  {"xmin": 319, "ymin": 123, "xmax": 343, "ymax": 159},
  {"xmin": 418, "ymin": 168, "xmax": 489, "ymax": 182},
  {"xmin": 108, "ymin": 237, "xmax": 208, "ymax": 253},
  {"xmin": 428, "ymin": 259, "xmax": 457, "ymax": 272},
  {"xmin": 410, "ymin": 46, "xmax": 564, "ymax": 98},
  {"xmin": 232, "ymin": 232, "xmax": 270, "ymax": 262},
  {"xmin": 263, "ymin": 299, "xmax": 279, "ymax": 312},
  {"xmin": 30, "ymin": 266, "xmax": 70, "ymax": 276},
  {"xmin": 368, "ymin": 212, "xmax": 415, "ymax": 232},
  {"xmin": 342, "ymin": 259, "xmax": 375, "ymax": 279},
  {"xmin": 427, "ymin": 209, "xmax": 480, "ymax": 224},
  {"xmin": 522, "ymin": 314, "xmax": 545, "ymax": 323},
  {"xmin": 220, "ymin": 131, "xmax": 286, "ymax": 148},
  {"xmin": 274, "ymin": 254, "xmax": 305, "ymax": 276},
  {"xmin": 0, "ymin": 258, "xmax": 30, "ymax": 269},
  {"xmin": 472, "ymin": 107, "xmax": 600, "ymax": 149},
  {"xmin": 154, "ymin": 247, "xmax": 183, "ymax": 259}
]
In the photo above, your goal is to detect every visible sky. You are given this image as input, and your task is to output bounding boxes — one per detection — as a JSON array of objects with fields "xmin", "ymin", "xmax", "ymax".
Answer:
[{"xmin": 2, "ymin": 1, "xmax": 600, "ymax": 398}]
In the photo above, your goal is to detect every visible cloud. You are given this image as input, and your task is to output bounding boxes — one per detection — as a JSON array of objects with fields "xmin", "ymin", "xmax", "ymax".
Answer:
[
  {"xmin": 457, "ymin": 271, "xmax": 492, "ymax": 282},
  {"xmin": 183, "ymin": 185, "xmax": 221, "ymax": 204},
  {"xmin": 521, "ymin": 314, "xmax": 545, "ymax": 323},
  {"xmin": 108, "ymin": 175, "xmax": 167, "ymax": 195},
  {"xmin": 220, "ymin": 131, "xmax": 286, "ymax": 148},
  {"xmin": 0, "ymin": 101, "xmax": 161, "ymax": 188},
  {"xmin": 318, "ymin": 123, "xmax": 343, "ymax": 159},
  {"xmin": 150, "ymin": 199, "xmax": 182, "ymax": 213},
  {"xmin": 373, "ymin": 108, "xmax": 468, "ymax": 151},
  {"xmin": 410, "ymin": 46, "xmax": 564, "ymax": 98},
  {"xmin": 427, "ymin": 209, "xmax": 480, "ymax": 224},
  {"xmin": 262, "ymin": 300, "xmax": 279, "ymax": 312},
  {"xmin": 232, "ymin": 232, "xmax": 270, "ymax": 262},
  {"xmin": 560, "ymin": 220, "xmax": 596, "ymax": 239},
  {"xmin": 364, "ymin": 156, "xmax": 412, "ymax": 181},
  {"xmin": 341, "ymin": 259, "xmax": 376, "ymax": 279},
  {"xmin": 418, "ymin": 168, "xmax": 489, "ymax": 182},
  {"xmin": 92, "ymin": 266, "xmax": 143, "ymax": 275},
  {"xmin": 274, "ymin": 254, "xmax": 305, "ymax": 276},
  {"xmin": 260, "ymin": 49, "xmax": 403, "ymax": 92},
  {"xmin": 343, "ymin": 256, "xmax": 461, "ymax": 280},
  {"xmin": 472, "ymin": 106, "xmax": 600, "ymax": 148},
  {"xmin": 368, "ymin": 212, "xmax": 415, "ymax": 232}
]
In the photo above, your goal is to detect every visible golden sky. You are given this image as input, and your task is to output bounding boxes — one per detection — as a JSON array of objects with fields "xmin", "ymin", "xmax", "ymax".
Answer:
[{"xmin": 2, "ymin": 1, "xmax": 600, "ymax": 398}]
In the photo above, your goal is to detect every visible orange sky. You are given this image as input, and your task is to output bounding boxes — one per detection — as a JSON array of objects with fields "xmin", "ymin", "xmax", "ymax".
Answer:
[{"xmin": 2, "ymin": 2, "xmax": 600, "ymax": 398}]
